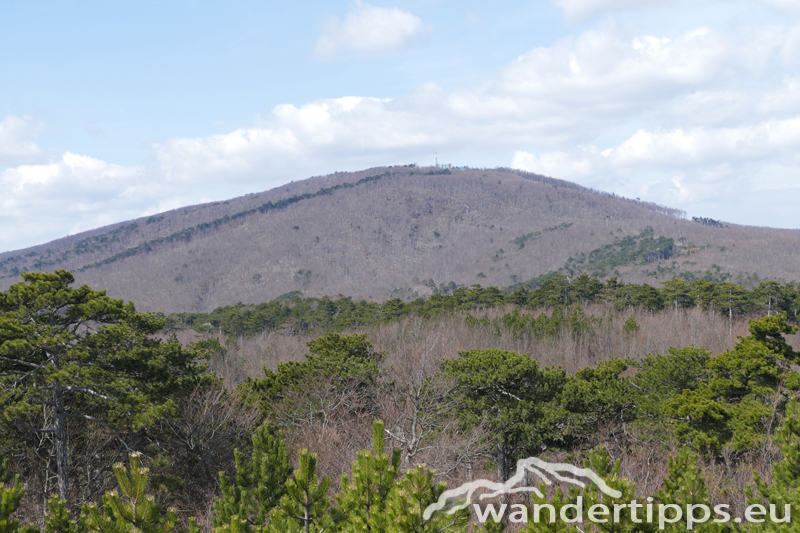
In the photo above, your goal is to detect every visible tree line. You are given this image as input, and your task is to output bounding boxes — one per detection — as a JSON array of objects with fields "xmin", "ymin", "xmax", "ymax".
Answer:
[{"xmin": 165, "ymin": 275, "xmax": 800, "ymax": 338}]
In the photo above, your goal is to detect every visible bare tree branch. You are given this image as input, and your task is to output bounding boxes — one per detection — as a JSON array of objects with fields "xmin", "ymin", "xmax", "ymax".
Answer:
[
  {"xmin": 66, "ymin": 414, "xmax": 142, "ymax": 456},
  {"xmin": 6, "ymin": 356, "xmax": 55, "ymax": 389},
  {"xmin": 0, "ymin": 355, "xmax": 40, "ymax": 369}
]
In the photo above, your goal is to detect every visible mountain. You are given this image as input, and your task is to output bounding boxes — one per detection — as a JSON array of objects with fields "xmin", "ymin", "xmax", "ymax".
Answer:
[{"xmin": 2, "ymin": 166, "xmax": 799, "ymax": 313}]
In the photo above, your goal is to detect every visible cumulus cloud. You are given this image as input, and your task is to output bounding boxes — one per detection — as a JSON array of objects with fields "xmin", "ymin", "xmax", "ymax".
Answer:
[
  {"xmin": 512, "ymin": 150, "xmax": 597, "ymax": 181},
  {"xmin": 512, "ymin": 113, "xmax": 800, "ymax": 225},
  {"xmin": 154, "ymin": 94, "xmax": 446, "ymax": 184},
  {"xmin": 0, "ymin": 115, "xmax": 45, "ymax": 164},
  {"xmin": 313, "ymin": 1, "xmax": 428, "ymax": 61},
  {"xmin": 0, "ymin": 152, "xmax": 154, "ymax": 251},
  {"xmin": 158, "ymin": 23, "xmax": 788, "ymax": 180}
]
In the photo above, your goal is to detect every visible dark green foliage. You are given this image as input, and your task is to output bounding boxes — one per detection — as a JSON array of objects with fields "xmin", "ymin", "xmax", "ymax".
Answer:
[
  {"xmin": 510, "ymin": 222, "xmax": 573, "ymax": 250},
  {"xmin": 0, "ymin": 454, "xmax": 36, "ymax": 533},
  {"xmin": 441, "ymin": 349, "xmax": 566, "ymax": 481},
  {"xmin": 166, "ymin": 275, "xmax": 800, "ymax": 339},
  {"xmin": 526, "ymin": 274, "xmax": 573, "ymax": 307},
  {"xmin": 82, "ymin": 453, "xmax": 185, "ymax": 533},
  {"xmin": 613, "ymin": 283, "xmax": 664, "ymax": 312},
  {"xmin": 212, "ymin": 423, "xmax": 292, "ymax": 529},
  {"xmin": 576, "ymin": 446, "xmax": 657, "ymax": 533},
  {"xmin": 663, "ymin": 314, "xmax": 800, "ymax": 453},
  {"xmin": 44, "ymin": 498, "xmax": 76, "ymax": 533},
  {"xmin": 661, "ymin": 279, "xmax": 694, "ymax": 311},
  {"xmin": 713, "ymin": 283, "xmax": 754, "ymax": 324},
  {"xmin": 267, "ymin": 450, "xmax": 333, "ymax": 533},
  {"xmin": 692, "ymin": 216, "xmax": 723, "ymax": 227},
  {"xmin": 657, "ymin": 449, "xmax": 735, "ymax": 533},
  {"xmin": 632, "ymin": 346, "xmax": 712, "ymax": 421},
  {"xmin": 623, "ymin": 316, "xmax": 639, "ymax": 336},
  {"xmin": 386, "ymin": 465, "xmax": 468, "ymax": 533},
  {"xmin": 335, "ymin": 421, "xmax": 401, "ymax": 532},
  {"xmin": 466, "ymin": 306, "xmax": 600, "ymax": 341},
  {"xmin": 8, "ymin": 271, "xmax": 800, "ymax": 531},
  {"xmin": 565, "ymin": 227, "xmax": 675, "ymax": 277},
  {"xmin": 241, "ymin": 332, "xmax": 384, "ymax": 418},
  {"xmin": 558, "ymin": 359, "xmax": 635, "ymax": 446},
  {"xmin": 0, "ymin": 270, "xmax": 206, "ymax": 503},
  {"xmin": 526, "ymin": 446, "xmax": 655, "ymax": 533},
  {"xmin": 3, "ymin": 224, "xmax": 142, "ymax": 274},
  {"xmin": 78, "ymin": 173, "xmax": 390, "ymax": 272},
  {"xmin": 747, "ymin": 399, "xmax": 800, "ymax": 532}
]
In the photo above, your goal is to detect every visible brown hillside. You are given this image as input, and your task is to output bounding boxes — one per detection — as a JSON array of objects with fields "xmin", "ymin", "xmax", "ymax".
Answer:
[{"xmin": 2, "ymin": 166, "xmax": 799, "ymax": 313}]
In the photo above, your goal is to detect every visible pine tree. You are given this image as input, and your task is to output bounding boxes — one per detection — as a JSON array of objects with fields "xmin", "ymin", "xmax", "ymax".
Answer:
[
  {"xmin": 268, "ymin": 450, "xmax": 333, "ymax": 533},
  {"xmin": 335, "ymin": 420, "xmax": 401, "ymax": 532},
  {"xmin": 747, "ymin": 398, "xmax": 800, "ymax": 532},
  {"xmin": 385, "ymin": 464, "xmax": 468, "ymax": 533},
  {"xmin": 526, "ymin": 447, "xmax": 654, "ymax": 533},
  {"xmin": 82, "ymin": 452, "xmax": 188, "ymax": 533},
  {"xmin": 0, "ymin": 455, "xmax": 36, "ymax": 533},
  {"xmin": 44, "ymin": 497, "xmax": 77, "ymax": 533},
  {"xmin": 441, "ymin": 349, "xmax": 566, "ymax": 481},
  {"xmin": 213, "ymin": 423, "xmax": 292, "ymax": 530},
  {"xmin": 579, "ymin": 447, "xmax": 655, "ymax": 533},
  {"xmin": 0, "ymin": 271, "xmax": 205, "ymax": 506},
  {"xmin": 663, "ymin": 313, "xmax": 800, "ymax": 454},
  {"xmin": 658, "ymin": 448, "xmax": 736, "ymax": 533},
  {"xmin": 213, "ymin": 515, "xmax": 261, "ymax": 533},
  {"xmin": 526, "ymin": 482, "xmax": 572, "ymax": 533}
]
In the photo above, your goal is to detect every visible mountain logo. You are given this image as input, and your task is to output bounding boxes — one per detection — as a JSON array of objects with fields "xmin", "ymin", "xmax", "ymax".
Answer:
[{"xmin": 423, "ymin": 457, "xmax": 622, "ymax": 520}]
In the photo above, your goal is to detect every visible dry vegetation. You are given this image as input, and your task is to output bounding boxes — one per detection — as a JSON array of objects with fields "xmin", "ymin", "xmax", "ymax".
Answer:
[
  {"xmin": 2, "ymin": 167, "xmax": 800, "ymax": 313},
  {"xmin": 161, "ymin": 304, "xmax": 797, "ymax": 530}
]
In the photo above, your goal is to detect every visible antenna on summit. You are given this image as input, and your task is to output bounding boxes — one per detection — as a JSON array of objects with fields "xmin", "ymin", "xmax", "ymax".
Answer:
[{"xmin": 435, "ymin": 152, "xmax": 438, "ymax": 168}]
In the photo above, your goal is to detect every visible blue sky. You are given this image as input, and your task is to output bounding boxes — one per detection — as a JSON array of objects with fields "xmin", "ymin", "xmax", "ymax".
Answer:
[{"xmin": 2, "ymin": 0, "xmax": 799, "ymax": 252}]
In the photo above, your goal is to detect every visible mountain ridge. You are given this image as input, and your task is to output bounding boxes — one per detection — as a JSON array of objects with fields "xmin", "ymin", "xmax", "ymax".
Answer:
[{"xmin": 3, "ymin": 166, "xmax": 799, "ymax": 313}]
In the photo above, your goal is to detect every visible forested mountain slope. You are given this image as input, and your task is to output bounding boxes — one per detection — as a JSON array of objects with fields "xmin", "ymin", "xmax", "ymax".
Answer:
[{"xmin": 2, "ymin": 166, "xmax": 799, "ymax": 313}]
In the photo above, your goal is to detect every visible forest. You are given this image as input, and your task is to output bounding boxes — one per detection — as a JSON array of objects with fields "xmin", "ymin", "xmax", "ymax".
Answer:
[{"xmin": 2, "ymin": 270, "xmax": 800, "ymax": 532}]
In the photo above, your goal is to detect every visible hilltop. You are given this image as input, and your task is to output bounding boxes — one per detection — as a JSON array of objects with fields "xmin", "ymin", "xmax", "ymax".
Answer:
[{"xmin": 2, "ymin": 166, "xmax": 799, "ymax": 313}]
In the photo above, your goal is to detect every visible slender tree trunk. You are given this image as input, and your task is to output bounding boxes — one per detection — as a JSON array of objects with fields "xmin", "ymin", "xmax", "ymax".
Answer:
[
  {"xmin": 53, "ymin": 382, "xmax": 70, "ymax": 506},
  {"xmin": 729, "ymin": 305, "xmax": 732, "ymax": 337},
  {"xmin": 496, "ymin": 436, "xmax": 509, "ymax": 482}
]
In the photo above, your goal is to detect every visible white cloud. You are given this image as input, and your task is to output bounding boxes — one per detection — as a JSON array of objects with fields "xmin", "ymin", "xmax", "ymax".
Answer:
[
  {"xmin": 512, "ymin": 150, "xmax": 597, "ymax": 180},
  {"xmin": 669, "ymin": 91, "xmax": 751, "ymax": 125},
  {"xmin": 158, "ymin": 23, "xmax": 778, "ymax": 180},
  {"xmin": 313, "ymin": 1, "xmax": 428, "ymax": 61},
  {"xmin": 553, "ymin": 0, "xmax": 690, "ymax": 23},
  {"xmin": 0, "ymin": 115, "xmax": 45, "ymax": 164},
  {"xmin": 0, "ymin": 152, "xmax": 152, "ymax": 251},
  {"xmin": 758, "ymin": 0, "xmax": 800, "ymax": 14},
  {"xmin": 154, "ymin": 95, "xmax": 444, "ymax": 184},
  {"xmin": 512, "ymin": 114, "xmax": 800, "ymax": 225},
  {"xmin": 609, "ymin": 119, "xmax": 800, "ymax": 166},
  {"xmin": 482, "ymin": 26, "xmax": 728, "ymax": 123},
  {"xmin": 553, "ymin": 0, "xmax": 800, "ymax": 24},
  {"xmin": 758, "ymin": 77, "xmax": 800, "ymax": 115}
]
